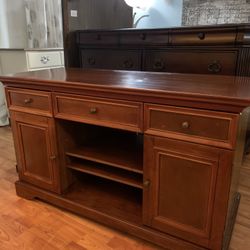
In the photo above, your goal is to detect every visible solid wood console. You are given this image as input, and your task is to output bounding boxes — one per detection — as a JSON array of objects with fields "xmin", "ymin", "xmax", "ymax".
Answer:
[{"xmin": 1, "ymin": 68, "xmax": 250, "ymax": 250}]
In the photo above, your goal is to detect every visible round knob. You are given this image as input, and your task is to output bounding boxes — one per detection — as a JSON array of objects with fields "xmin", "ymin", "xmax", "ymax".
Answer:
[
  {"xmin": 153, "ymin": 59, "xmax": 165, "ymax": 71},
  {"xmin": 24, "ymin": 98, "xmax": 33, "ymax": 104},
  {"xmin": 50, "ymin": 156, "xmax": 56, "ymax": 160},
  {"xmin": 123, "ymin": 59, "xmax": 133, "ymax": 69},
  {"xmin": 197, "ymin": 32, "xmax": 205, "ymax": 40},
  {"xmin": 88, "ymin": 57, "xmax": 96, "ymax": 65},
  {"xmin": 208, "ymin": 60, "xmax": 222, "ymax": 73},
  {"xmin": 40, "ymin": 56, "xmax": 50, "ymax": 64},
  {"xmin": 182, "ymin": 121, "xmax": 190, "ymax": 129},
  {"xmin": 144, "ymin": 180, "xmax": 150, "ymax": 187},
  {"xmin": 89, "ymin": 107, "xmax": 97, "ymax": 114},
  {"xmin": 140, "ymin": 33, "xmax": 146, "ymax": 40}
]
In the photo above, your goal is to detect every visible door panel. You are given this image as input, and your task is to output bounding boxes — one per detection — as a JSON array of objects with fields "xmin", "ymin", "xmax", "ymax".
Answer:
[
  {"xmin": 11, "ymin": 112, "xmax": 59, "ymax": 193},
  {"xmin": 143, "ymin": 135, "xmax": 231, "ymax": 248}
]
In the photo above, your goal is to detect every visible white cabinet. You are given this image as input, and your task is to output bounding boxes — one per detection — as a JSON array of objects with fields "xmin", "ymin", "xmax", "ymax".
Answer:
[
  {"xmin": 26, "ymin": 50, "xmax": 64, "ymax": 71},
  {"xmin": 0, "ymin": 49, "xmax": 64, "ymax": 74},
  {"xmin": 0, "ymin": 49, "xmax": 64, "ymax": 126}
]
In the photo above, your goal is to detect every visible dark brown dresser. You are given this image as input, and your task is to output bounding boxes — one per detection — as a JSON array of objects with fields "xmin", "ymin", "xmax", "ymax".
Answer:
[{"xmin": 72, "ymin": 24, "xmax": 250, "ymax": 76}]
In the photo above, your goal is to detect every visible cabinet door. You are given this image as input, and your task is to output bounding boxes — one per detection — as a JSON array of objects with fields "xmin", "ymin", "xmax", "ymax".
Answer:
[
  {"xmin": 11, "ymin": 112, "xmax": 59, "ymax": 193},
  {"xmin": 143, "ymin": 135, "xmax": 232, "ymax": 249}
]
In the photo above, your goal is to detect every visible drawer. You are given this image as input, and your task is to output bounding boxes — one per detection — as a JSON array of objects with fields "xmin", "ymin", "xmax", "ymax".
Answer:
[
  {"xmin": 144, "ymin": 50, "xmax": 237, "ymax": 75},
  {"xmin": 77, "ymin": 32, "xmax": 118, "ymax": 45},
  {"xmin": 120, "ymin": 31, "xmax": 169, "ymax": 45},
  {"xmin": 54, "ymin": 94, "xmax": 143, "ymax": 132},
  {"xmin": 81, "ymin": 49, "xmax": 141, "ymax": 70},
  {"xmin": 170, "ymin": 27, "xmax": 237, "ymax": 45},
  {"xmin": 6, "ymin": 88, "xmax": 52, "ymax": 116},
  {"xmin": 26, "ymin": 51, "xmax": 63, "ymax": 70},
  {"xmin": 144, "ymin": 104, "xmax": 239, "ymax": 149}
]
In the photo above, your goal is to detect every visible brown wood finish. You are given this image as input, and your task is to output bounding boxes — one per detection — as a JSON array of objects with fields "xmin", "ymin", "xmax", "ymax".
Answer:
[
  {"xmin": 10, "ymin": 112, "xmax": 60, "ymax": 193},
  {"xmin": 1, "ymin": 126, "xmax": 250, "ymax": 250},
  {"xmin": 73, "ymin": 24, "xmax": 250, "ymax": 76},
  {"xmin": 143, "ymin": 136, "xmax": 232, "ymax": 249},
  {"xmin": 6, "ymin": 88, "xmax": 53, "ymax": 117},
  {"xmin": 2, "ymin": 68, "xmax": 250, "ymax": 112},
  {"xmin": 144, "ymin": 50, "xmax": 237, "ymax": 75},
  {"xmin": 144, "ymin": 104, "xmax": 239, "ymax": 149},
  {"xmin": 54, "ymin": 93, "xmax": 143, "ymax": 132},
  {"xmin": 1, "ymin": 68, "xmax": 250, "ymax": 250}
]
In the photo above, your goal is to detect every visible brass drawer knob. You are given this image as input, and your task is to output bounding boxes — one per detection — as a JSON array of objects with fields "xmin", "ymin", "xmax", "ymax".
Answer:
[
  {"xmin": 123, "ymin": 59, "xmax": 134, "ymax": 69},
  {"xmin": 89, "ymin": 107, "xmax": 98, "ymax": 114},
  {"xmin": 182, "ymin": 121, "xmax": 190, "ymax": 129},
  {"xmin": 197, "ymin": 32, "xmax": 205, "ymax": 40},
  {"xmin": 24, "ymin": 98, "xmax": 33, "ymax": 104},
  {"xmin": 144, "ymin": 180, "xmax": 150, "ymax": 187},
  {"xmin": 208, "ymin": 60, "xmax": 222, "ymax": 73}
]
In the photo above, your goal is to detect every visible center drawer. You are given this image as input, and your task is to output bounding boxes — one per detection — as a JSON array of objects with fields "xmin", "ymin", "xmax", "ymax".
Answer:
[
  {"xmin": 144, "ymin": 104, "xmax": 239, "ymax": 149},
  {"xmin": 53, "ymin": 94, "xmax": 143, "ymax": 132}
]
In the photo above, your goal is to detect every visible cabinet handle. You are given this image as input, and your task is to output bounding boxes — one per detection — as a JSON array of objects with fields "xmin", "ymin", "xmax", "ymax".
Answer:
[
  {"xmin": 197, "ymin": 32, "xmax": 205, "ymax": 40},
  {"xmin": 88, "ymin": 57, "xmax": 96, "ymax": 65},
  {"xmin": 40, "ymin": 56, "xmax": 50, "ymax": 64},
  {"xmin": 123, "ymin": 59, "xmax": 134, "ymax": 69},
  {"xmin": 208, "ymin": 60, "xmax": 222, "ymax": 73},
  {"xmin": 144, "ymin": 180, "xmax": 150, "ymax": 187},
  {"xmin": 181, "ymin": 121, "xmax": 190, "ymax": 129},
  {"xmin": 50, "ymin": 156, "xmax": 56, "ymax": 160},
  {"xmin": 89, "ymin": 107, "xmax": 98, "ymax": 114},
  {"xmin": 24, "ymin": 98, "xmax": 33, "ymax": 104},
  {"xmin": 153, "ymin": 59, "xmax": 165, "ymax": 71}
]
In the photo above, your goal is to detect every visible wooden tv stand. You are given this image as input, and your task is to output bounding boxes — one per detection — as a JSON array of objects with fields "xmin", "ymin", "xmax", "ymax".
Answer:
[{"xmin": 1, "ymin": 68, "xmax": 250, "ymax": 250}]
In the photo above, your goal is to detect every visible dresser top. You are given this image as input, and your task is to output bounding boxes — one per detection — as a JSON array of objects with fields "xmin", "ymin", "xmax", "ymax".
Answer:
[{"xmin": 1, "ymin": 68, "xmax": 250, "ymax": 112}]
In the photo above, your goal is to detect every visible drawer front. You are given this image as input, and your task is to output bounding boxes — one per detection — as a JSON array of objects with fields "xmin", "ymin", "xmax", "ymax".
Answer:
[
  {"xmin": 27, "ymin": 51, "xmax": 63, "ymax": 70},
  {"xmin": 144, "ymin": 50, "xmax": 237, "ymax": 75},
  {"xmin": 77, "ymin": 32, "xmax": 118, "ymax": 45},
  {"xmin": 54, "ymin": 94, "xmax": 143, "ymax": 132},
  {"xmin": 120, "ymin": 31, "xmax": 169, "ymax": 45},
  {"xmin": 170, "ymin": 28, "xmax": 237, "ymax": 45},
  {"xmin": 144, "ymin": 104, "xmax": 239, "ymax": 149},
  {"xmin": 81, "ymin": 49, "xmax": 141, "ymax": 70},
  {"xmin": 7, "ymin": 88, "xmax": 52, "ymax": 116}
]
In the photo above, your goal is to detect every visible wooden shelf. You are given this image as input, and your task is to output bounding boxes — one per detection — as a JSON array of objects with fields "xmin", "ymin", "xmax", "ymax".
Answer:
[
  {"xmin": 67, "ymin": 159, "xmax": 143, "ymax": 189},
  {"xmin": 64, "ymin": 175, "xmax": 143, "ymax": 225},
  {"xmin": 66, "ymin": 144, "xmax": 143, "ymax": 174}
]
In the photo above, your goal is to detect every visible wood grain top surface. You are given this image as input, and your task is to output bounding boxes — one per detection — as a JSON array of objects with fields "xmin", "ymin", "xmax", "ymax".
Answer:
[{"xmin": 1, "ymin": 67, "xmax": 250, "ymax": 111}]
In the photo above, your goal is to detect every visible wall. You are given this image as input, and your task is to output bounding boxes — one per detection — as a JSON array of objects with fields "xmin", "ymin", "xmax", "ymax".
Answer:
[
  {"xmin": 182, "ymin": 0, "xmax": 250, "ymax": 26},
  {"xmin": 0, "ymin": 0, "xmax": 27, "ymax": 48},
  {"xmin": 133, "ymin": 0, "xmax": 183, "ymax": 29}
]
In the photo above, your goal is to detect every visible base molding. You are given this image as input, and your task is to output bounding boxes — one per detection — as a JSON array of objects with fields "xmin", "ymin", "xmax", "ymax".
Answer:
[{"xmin": 15, "ymin": 180, "xmax": 206, "ymax": 250}]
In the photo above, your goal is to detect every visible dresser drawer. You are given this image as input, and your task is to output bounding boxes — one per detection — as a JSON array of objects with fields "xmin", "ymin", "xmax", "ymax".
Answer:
[
  {"xmin": 144, "ymin": 104, "xmax": 239, "ymax": 149},
  {"xmin": 120, "ymin": 31, "xmax": 169, "ymax": 45},
  {"xmin": 80, "ymin": 49, "xmax": 141, "ymax": 70},
  {"xmin": 6, "ymin": 88, "xmax": 52, "ymax": 116},
  {"xmin": 77, "ymin": 32, "xmax": 118, "ymax": 45},
  {"xmin": 54, "ymin": 94, "xmax": 143, "ymax": 132},
  {"xmin": 26, "ymin": 51, "xmax": 63, "ymax": 70},
  {"xmin": 170, "ymin": 27, "xmax": 237, "ymax": 45},
  {"xmin": 144, "ymin": 50, "xmax": 237, "ymax": 75}
]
